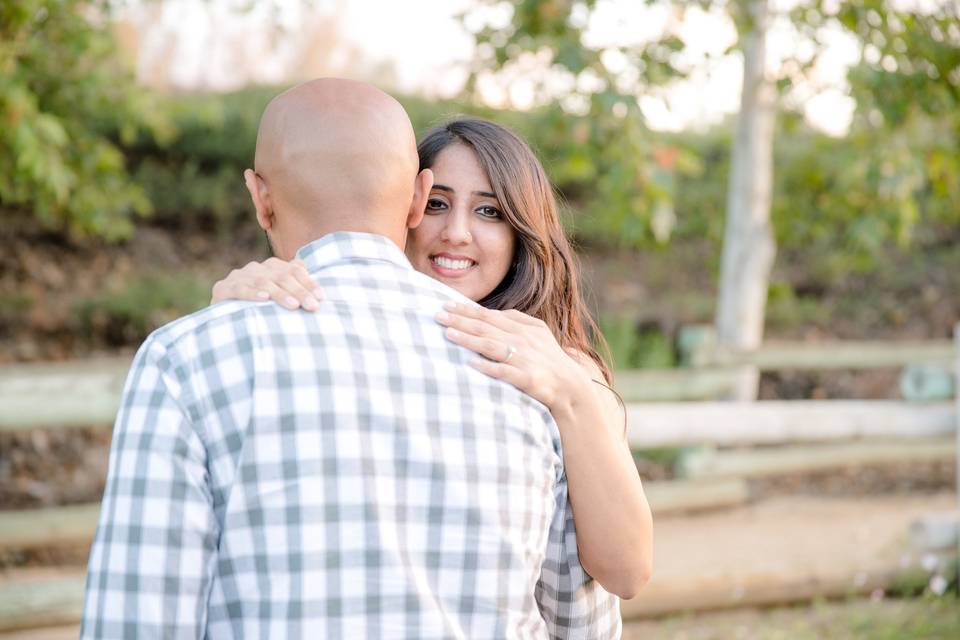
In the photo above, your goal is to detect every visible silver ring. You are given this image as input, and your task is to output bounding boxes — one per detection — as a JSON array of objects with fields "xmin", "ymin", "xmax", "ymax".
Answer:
[{"xmin": 503, "ymin": 344, "xmax": 517, "ymax": 364}]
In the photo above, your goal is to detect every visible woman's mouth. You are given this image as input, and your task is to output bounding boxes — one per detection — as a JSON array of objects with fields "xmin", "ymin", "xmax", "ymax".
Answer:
[{"xmin": 429, "ymin": 254, "xmax": 477, "ymax": 277}]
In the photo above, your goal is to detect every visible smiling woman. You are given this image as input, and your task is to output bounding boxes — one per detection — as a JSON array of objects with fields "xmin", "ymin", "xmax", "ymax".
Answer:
[
  {"xmin": 211, "ymin": 116, "xmax": 654, "ymax": 600},
  {"xmin": 406, "ymin": 142, "xmax": 516, "ymax": 302},
  {"xmin": 410, "ymin": 118, "xmax": 614, "ymax": 382}
]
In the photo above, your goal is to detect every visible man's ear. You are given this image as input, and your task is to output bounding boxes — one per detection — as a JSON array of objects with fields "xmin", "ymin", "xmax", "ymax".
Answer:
[
  {"xmin": 406, "ymin": 168, "xmax": 433, "ymax": 230},
  {"xmin": 244, "ymin": 169, "xmax": 274, "ymax": 231}
]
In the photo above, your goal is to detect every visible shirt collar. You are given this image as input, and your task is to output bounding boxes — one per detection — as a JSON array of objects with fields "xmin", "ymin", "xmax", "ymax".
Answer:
[{"xmin": 295, "ymin": 232, "xmax": 412, "ymax": 273}]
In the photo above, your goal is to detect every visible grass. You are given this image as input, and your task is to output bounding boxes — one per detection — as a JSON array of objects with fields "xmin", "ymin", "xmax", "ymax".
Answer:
[
  {"xmin": 623, "ymin": 596, "xmax": 960, "ymax": 640},
  {"xmin": 764, "ymin": 281, "xmax": 829, "ymax": 331},
  {"xmin": 0, "ymin": 292, "xmax": 33, "ymax": 323},
  {"xmin": 633, "ymin": 447, "xmax": 684, "ymax": 468}
]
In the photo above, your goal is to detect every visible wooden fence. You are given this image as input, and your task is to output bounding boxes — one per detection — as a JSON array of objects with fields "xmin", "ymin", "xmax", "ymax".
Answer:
[{"xmin": 1, "ymin": 335, "xmax": 956, "ymax": 432}]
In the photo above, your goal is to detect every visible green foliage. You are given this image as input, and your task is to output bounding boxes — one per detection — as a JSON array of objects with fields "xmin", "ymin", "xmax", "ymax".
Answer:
[
  {"xmin": 0, "ymin": 292, "xmax": 34, "ymax": 329},
  {"xmin": 5, "ymin": 0, "xmax": 951, "ymax": 277},
  {"xmin": 599, "ymin": 315, "xmax": 675, "ymax": 369},
  {"xmin": 764, "ymin": 280, "xmax": 827, "ymax": 330},
  {"xmin": 74, "ymin": 272, "xmax": 211, "ymax": 345},
  {"xmin": 462, "ymin": 0, "xmax": 689, "ymax": 247},
  {"xmin": 116, "ymin": 87, "xmax": 264, "ymax": 233},
  {"xmin": 460, "ymin": 0, "xmax": 959, "ymax": 263},
  {"xmin": 791, "ymin": 0, "xmax": 960, "ymax": 253},
  {"xmin": 126, "ymin": 84, "xmax": 955, "ymax": 279},
  {"xmin": 119, "ymin": 87, "xmax": 488, "ymax": 235},
  {"xmin": 631, "ymin": 447, "xmax": 684, "ymax": 468},
  {"xmin": 0, "ymin": 0, "xmax": 171, "ymax": 239},
  {"xmin": 664, "ymin": 111, "xmax": 959, "ymax": 276}
]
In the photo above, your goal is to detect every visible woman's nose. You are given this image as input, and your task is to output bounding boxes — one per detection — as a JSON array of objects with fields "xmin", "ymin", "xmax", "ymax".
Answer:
[{"xmin": 442, "ymin": 212, "xmax": 473, "ymax": 245}]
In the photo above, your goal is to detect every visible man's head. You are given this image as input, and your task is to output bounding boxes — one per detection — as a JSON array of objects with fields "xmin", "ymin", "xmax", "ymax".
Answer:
[{"xmin": 244, "ymin": 78, "xmax": 433, "ymax": 259}]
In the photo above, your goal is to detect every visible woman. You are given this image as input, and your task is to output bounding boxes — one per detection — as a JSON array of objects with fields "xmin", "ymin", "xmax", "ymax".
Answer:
[{"xmin": 212, "ymin": 118, "xmax": 653, "ymax": 599}]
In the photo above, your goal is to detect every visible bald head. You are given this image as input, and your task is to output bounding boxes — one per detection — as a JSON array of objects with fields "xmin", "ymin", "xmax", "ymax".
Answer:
[{"xmin": 246, "ymin": 78, "xmax": 429, "ymax": 258}]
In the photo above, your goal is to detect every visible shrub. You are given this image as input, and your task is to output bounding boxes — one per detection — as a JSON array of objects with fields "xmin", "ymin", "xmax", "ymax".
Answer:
[
  {"xmin": 73, "ymin": 272, "xmax": 211, "ymax": 346},
  {"xmin": 0, "ymin": 0, "xmax": 171, "ymax": 240}
]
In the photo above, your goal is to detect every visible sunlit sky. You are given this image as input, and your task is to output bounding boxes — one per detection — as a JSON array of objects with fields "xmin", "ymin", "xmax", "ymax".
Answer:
[{"xmin": 118, "ymin": 0, "xmax": 864, "ymax": 136}]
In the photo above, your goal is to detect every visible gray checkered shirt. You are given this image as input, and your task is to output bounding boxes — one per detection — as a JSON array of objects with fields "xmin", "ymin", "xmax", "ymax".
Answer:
[{"xmin": 82, "ymin": 232, "xmax": 621, "ymax": 639}]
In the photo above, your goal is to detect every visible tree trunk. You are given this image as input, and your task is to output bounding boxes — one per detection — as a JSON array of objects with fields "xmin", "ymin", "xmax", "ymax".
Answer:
[{"xmin": 715, "ymin": 0, "xmax": 777, "ymax": 400}]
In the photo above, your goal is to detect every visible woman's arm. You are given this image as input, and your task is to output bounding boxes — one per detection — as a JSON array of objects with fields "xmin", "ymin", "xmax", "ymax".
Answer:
[
  {"xmin": 555, "ymin": 351, "xmax": 653, "ymax": 599},
  {"xmin": 210, "ymin": 258, "xmax": 323, "ymax": 310},
  {"xmin": 436, "ymin": 302, "xmax": 653, "ymax": 599}
]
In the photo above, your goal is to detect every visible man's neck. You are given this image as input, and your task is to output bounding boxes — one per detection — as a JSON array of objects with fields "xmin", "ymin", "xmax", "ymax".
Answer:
[{"xmin": 279, "ymin": 225, "xmax": 405, "ymax": 260}]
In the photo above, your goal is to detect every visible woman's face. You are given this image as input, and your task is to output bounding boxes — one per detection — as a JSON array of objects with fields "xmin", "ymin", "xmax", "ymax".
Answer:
[{"xmin": 406, "ymin": 143, "xmax": 516, "ymax": 302}]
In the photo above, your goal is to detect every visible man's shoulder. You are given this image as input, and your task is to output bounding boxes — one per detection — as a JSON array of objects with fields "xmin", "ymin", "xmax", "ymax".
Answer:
[
  {"xmin": 399, "ymin": 266, "xmax": 474, "ymax": 306},
  {"xmin": 139, "ymin": 300, "xmax": 272, "ymax": 358},
  {"xmin": 315, "ymin": 259, "xmax": 473, "ymax": 311}
]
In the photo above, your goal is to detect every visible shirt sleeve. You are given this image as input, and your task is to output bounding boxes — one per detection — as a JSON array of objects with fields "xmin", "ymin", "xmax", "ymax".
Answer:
[
  {"xmin": 81, "ymin": 336, "xmax": 219, "ymax": 639},
  {"xmin": 535, "ymin": 471, "xmax": 623, "ymax": 639}
]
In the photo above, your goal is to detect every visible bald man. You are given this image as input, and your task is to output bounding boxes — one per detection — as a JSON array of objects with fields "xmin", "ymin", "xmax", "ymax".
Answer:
[
  {"xmin": 81, "ymin": 79, "xmax": 621, "ymax": 639},
  {"xmin": 242, "ymin": 78, "xmax": 431, "ymax": 261}
]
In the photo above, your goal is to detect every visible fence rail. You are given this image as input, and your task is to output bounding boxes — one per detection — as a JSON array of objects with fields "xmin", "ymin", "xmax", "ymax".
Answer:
[
  {"xmin": 626, "ymin": 400, "xmax": 956, "ymax": 448},
  {"xmin": 1, "ymin": 336, "xmax": 957, "ymax": 431},
  {"xmin": 696, "ymin": 339, "xmax": 954, "ymax": 370},
  {"xmin": 0, "ymin": 357, "xmax": 130, "ymax": 431}
]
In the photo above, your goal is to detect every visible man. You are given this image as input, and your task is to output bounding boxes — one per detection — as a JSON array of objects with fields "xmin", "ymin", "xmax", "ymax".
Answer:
[{"xmin": 81, "ymin": 78, "xmax": 620, "ymax": 638}]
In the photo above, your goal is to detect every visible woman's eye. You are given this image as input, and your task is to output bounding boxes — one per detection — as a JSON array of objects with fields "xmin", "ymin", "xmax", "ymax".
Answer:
[
  {"xmin": 426, "ymin": 198, "xmax": 447, "ymax": 212},
  {"xmin": 476, "ymin": 205, "xmax": 502, "ymax": 219}
]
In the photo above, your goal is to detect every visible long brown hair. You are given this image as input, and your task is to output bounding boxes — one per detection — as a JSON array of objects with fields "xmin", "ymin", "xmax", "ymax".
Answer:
[{"xmin": 417, "ymin": 118, "xmax": 613, "ymax": 384}]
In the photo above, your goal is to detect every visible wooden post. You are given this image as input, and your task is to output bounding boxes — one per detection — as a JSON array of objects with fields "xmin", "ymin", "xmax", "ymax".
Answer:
[
  {"xmin": 954, "ymin": 321, "xmax": 959, "ymax": 590},
  {"xmin": 676, "ymin": 324, "xmax": 717, "ymax": 368},
  {"xmin": 900, "ymin": 364, "xmax": 955, "ymax": 402}
]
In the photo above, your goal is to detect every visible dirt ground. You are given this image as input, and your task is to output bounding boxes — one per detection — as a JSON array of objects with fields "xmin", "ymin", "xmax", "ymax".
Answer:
[
  {"xmin": 4, "ymin": 597, "xmax": 957, "ymax": 640},
  {"xmin": 637, "ymin": 493, "xmax": 956, "ymax": 604}
]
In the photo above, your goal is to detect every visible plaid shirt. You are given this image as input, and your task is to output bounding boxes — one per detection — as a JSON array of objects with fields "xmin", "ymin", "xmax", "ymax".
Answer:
[{"xmin": 82, "ymin": 232, "xmax": 620, "ymax": 639}]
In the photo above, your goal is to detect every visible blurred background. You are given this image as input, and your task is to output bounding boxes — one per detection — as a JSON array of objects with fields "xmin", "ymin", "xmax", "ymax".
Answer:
[{"xmin": 0, "ymin": 0, "xmax": 958, "ymax": 638}]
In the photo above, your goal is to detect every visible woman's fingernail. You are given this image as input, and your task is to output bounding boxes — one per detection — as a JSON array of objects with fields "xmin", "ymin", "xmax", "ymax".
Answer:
[
  {"xmin": 303, "ymin": 296, "xmax": 319, "ymax": 310},
  {"xmin": 435, "ymin": 311, "xmax": 449, "ymax": 323},
  {"xmin": 256, "ymin": 291, "xmax": 270, "ymax": 300},
  {"xmin": 443, "ymin": 301, "xmax": 457, "ymax": 311},
  {"xmin": 285, "ymin": 296, "xmax": 299, "ymax": 308},
  {"xmin": 445, "ymin": 327, "xmax": 459, "ymax": 339},
  {"xmin": 313, "ymin": 288, "xmax": 324, "ymax": 298}
]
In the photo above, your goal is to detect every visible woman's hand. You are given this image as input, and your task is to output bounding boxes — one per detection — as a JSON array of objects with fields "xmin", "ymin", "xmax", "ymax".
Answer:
[
  {"xmin": 210, "ymin": 258, "xmax": 323, "ymax": 311},
  {"xmin": 435, "ymin": 301, "xmax": 591, "ymax": 412}
]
